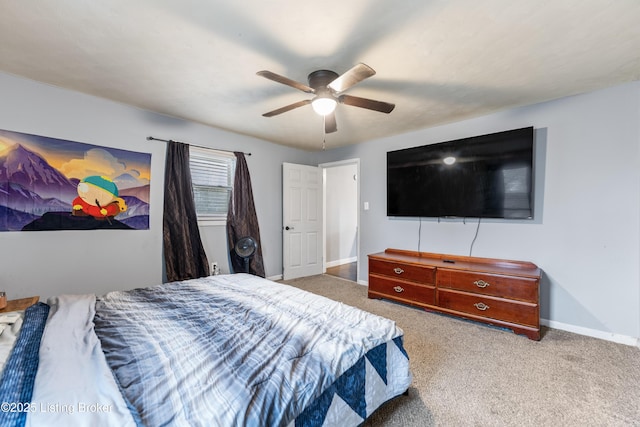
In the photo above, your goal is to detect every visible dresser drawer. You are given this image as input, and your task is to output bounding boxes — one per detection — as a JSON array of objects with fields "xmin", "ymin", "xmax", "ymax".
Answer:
[
  {"xmin": 369, "ymin": 258, "xmax": 435, "ymax": 284},
  {"xmin": 438, "ymin": 289, "xmax": 538, "ymax": 327},
  {"xmin": 369, "ymin": 275, "xmax": 436, "ymax": 306},
  {"xmin": 437, "ymin": 268, "xmax": 538, "ymax": 302}
]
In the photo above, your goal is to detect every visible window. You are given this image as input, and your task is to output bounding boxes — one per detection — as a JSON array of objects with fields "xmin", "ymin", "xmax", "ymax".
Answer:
[{"xmin": 189, "ymin": 146, "xmax": 235, "ymax": 224}]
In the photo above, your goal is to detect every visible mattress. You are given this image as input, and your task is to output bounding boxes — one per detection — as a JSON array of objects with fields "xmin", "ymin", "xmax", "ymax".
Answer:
[{"xmin": 0, "ymin": 274, "xmax": 412, "ymax": 426}]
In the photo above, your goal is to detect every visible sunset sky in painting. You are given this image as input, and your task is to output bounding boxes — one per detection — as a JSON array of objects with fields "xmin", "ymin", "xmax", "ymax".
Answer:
[{"xmin": 0, "ymin": 129, "xmax": 151, "ymax": 189}]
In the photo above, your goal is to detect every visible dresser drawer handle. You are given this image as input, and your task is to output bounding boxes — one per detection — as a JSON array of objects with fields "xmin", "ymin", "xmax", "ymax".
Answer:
[
  {"xmin": 393, "ymin": 267, "xmax": 404, "ymax": 275},
  {"xmin": 474, "ymin": 302, "xmax": 490, "ymax": 311},
  {"xmin": 393, "ymin": 286, "xmax": 405, "ymax": 293},
  {"xmin": 474, "ymin": 280, "xmax": 490, "ymax": 288}
]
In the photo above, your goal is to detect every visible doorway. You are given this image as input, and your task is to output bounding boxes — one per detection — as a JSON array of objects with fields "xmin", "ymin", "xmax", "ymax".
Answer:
[{"xmin": 321, "ymin": 159, "xmax": 360, "ymax": 283}]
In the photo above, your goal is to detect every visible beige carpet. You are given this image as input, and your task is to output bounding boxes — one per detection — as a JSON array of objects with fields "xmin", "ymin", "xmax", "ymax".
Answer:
[{"xmin": 280, "ymin": 274, "xmax": 640, "ymax": 427}]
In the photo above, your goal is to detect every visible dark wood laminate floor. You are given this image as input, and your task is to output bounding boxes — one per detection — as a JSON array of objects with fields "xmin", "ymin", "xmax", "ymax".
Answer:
[{"xmin": 325, "ymin": 262, "xmax": 357, "ymax": 282}]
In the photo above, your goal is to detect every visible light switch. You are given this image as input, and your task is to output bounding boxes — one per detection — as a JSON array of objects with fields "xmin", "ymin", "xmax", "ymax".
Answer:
[{"xmin": 364, "ymin": 201, "xmax": 370, "ymax": 210}]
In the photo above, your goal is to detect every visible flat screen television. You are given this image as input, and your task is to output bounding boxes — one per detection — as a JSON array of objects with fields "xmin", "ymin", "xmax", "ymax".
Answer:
[{"xmin": 387, "ymin": 127, "xmax": 534, "ymax": 219}]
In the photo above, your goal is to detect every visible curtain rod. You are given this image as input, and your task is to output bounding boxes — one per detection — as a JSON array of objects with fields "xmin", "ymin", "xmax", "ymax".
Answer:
[{"xmin": 146, "ymin": 136, "xmax": 251, "ymax": 156}]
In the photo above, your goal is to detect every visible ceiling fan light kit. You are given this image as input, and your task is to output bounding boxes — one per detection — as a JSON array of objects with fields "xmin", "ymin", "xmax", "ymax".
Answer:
[
  {"xmin": 311, "ymin": 96, "xmax": 336, "ymax": 115},
  {"xmin": 258, "ymin": 63, "xmax": 395, "ymax": 134}
]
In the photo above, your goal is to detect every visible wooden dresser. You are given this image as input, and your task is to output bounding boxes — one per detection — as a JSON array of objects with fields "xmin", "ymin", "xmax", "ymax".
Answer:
[{"xmin": 368, "ymin": 249, "xmax": 541, "ymax": 340}]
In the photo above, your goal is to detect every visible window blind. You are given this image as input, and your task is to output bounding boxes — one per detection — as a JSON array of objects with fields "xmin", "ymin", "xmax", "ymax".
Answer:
[{"xmin": 189, "ymin": 147, "xmax": 235, "ymax": 221}]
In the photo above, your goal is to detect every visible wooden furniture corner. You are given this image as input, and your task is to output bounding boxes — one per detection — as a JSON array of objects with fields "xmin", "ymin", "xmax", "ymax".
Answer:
[{"xmin": 0, "ymin": 296, "xmax": 40, "ymax": 313}]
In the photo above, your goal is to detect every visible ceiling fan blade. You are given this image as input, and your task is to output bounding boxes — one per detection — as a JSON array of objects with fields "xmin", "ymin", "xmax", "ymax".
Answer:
[
  {"xmin": 257, "ymin": 70, "xmax": 315, "ymax": 93},
  {"xmin": 339, "ymin": 94, "xmax": 395, "ymax": 114},
  {"xmin": 262, "ymin": 99, "xmax": 311, "ymax": 117},
  {"xmin": 324, "ymin": 112, "xmax": 337, "ymax": 134},
  {"xmin": 328, "ymin": 63, "xmax": 376, "ymax": 93}
]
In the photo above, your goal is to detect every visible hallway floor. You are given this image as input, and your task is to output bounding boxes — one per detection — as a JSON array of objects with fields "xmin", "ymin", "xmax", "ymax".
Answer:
[{"xmin": 325, "ymin": 262, "xmax": 357, "ymax": 282}]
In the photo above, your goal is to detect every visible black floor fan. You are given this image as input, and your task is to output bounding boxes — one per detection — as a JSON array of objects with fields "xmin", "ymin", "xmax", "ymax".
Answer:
[{"xmin": 234, "ymin": 236, "xmax": 257, "ymax": 273}]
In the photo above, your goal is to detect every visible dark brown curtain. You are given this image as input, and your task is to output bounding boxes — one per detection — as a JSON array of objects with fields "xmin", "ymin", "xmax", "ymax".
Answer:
[
  {"xmin": 163, "ymin": 141, "xmax": 209, "ymax": 281},
  {"xmin": 227, "ymin": 152, "xmax": 265, "ymax": 277}
]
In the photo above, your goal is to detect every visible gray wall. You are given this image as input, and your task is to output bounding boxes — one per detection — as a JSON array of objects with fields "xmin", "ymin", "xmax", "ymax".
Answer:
[
  {"xmin": 319, "ymin": 82, "xmax": 640, "ymax": 342},
  {"xmin": 2, "ymin": 69, "xmax": 638, "ymax": 343},
  {"xmin": 0, "ymin": 72, "xmax": 314, "ymax": 300}
]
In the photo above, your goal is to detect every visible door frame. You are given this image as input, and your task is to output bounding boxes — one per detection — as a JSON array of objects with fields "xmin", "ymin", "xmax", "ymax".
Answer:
[{"xmin": 320, "ymin": 158, "xmax": 361, "ymax": 283}]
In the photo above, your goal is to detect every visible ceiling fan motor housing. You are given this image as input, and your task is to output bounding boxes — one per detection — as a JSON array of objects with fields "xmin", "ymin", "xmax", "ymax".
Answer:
[{"xmin": 308, "ymin": 70, "xmax": 339, "ymax": 93}]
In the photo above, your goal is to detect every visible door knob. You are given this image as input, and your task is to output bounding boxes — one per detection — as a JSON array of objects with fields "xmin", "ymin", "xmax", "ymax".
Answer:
[{"xmin": 285, "ymin": 226, "xmax": 294, "ymax": 230}]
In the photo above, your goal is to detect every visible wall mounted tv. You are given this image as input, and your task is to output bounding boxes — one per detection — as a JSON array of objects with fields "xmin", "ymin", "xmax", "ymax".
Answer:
[{"xmin": 387, "ymin": 126, "xmax": 534, "ymax": 219}]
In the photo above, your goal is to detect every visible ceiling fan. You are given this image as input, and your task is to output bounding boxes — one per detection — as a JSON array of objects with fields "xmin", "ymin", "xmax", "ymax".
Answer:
[{"xmin": 257, "ymin": 63, "xmax": 395, "ymax": 134}]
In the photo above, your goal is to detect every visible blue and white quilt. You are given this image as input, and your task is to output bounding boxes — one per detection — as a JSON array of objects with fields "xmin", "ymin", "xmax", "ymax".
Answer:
[
  {"xmin": 1, "ymin": 274, "xmax": 410, "ymax": 426},
  {"xmin": 93, "ymin": 274, "xmax": 411, "ymax": 426}
]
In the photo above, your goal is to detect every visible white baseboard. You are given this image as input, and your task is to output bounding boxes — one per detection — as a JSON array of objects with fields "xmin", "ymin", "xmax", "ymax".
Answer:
[
  {"xmin": 267, "ymin": 274, "xmax": 283, "ymax": 281},
  {"xmin": 326, "ymin": 257, "xmax": 357, "ymax": 268},
  {"xmin": 541, "ymin": 319, "xmax": 639, "ymax": 347}
]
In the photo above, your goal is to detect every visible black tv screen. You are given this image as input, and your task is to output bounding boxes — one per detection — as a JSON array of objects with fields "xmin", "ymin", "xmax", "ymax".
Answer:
[{"xmin": 387, "ymin": 127, "xmax": 534, "ymax": 219}]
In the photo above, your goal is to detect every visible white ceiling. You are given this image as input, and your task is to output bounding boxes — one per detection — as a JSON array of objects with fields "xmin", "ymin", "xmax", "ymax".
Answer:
[{"xmin": 1, "ymin": 1, "xmax": 639, "ymax": 151}]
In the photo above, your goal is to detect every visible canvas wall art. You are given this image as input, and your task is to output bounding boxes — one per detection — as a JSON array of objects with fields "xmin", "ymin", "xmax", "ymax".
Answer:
[{"xmin": 0, "ymin": 129, "xmax": 151, "ymax": 231}]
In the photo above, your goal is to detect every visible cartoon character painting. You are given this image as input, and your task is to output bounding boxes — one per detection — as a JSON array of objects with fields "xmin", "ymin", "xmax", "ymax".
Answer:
[
  {"xmin": 1, "ymin": 128, "xmax": 151, "ymax": 231},
  {"xmin": 72, "ymin": 176, "xmax": 128, "ymax": 220}
]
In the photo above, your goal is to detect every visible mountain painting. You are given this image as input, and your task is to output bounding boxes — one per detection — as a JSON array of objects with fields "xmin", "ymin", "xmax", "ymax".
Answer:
[{"xmin": 0, "ymin": 128, "xmax": 151, "ymax": 231}]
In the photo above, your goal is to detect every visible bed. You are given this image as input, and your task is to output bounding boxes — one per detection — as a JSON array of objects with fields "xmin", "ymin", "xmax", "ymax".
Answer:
[{"xmin": 0, "ymin": 273, "xmax": 412, "ymax": 426}]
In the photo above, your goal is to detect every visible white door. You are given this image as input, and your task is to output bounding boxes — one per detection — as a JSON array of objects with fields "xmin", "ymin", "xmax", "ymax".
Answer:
[{"xmin": 282, "ymin": 163, "xmax": 323, "ymax": 280}]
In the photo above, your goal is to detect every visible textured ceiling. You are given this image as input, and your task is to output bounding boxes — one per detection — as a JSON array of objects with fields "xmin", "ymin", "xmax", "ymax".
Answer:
[{"xmin": 1, "ymin": 1, "xmax": 639, "ymax": 151}]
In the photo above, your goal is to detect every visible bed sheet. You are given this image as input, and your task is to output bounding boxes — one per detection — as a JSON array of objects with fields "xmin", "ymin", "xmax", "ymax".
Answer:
[
  {"xmin": 25, "ymin": 295, "xmax": 137, "ymax": 427},
  {"xmin": 0, "ymin": 311, "xmax": 24, "ymax": 373}
]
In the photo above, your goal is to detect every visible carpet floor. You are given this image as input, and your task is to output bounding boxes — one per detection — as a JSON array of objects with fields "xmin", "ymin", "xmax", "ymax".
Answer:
[{"xmin": 281, "ymin": 274, "xmax": 640, "ymax": 427}]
